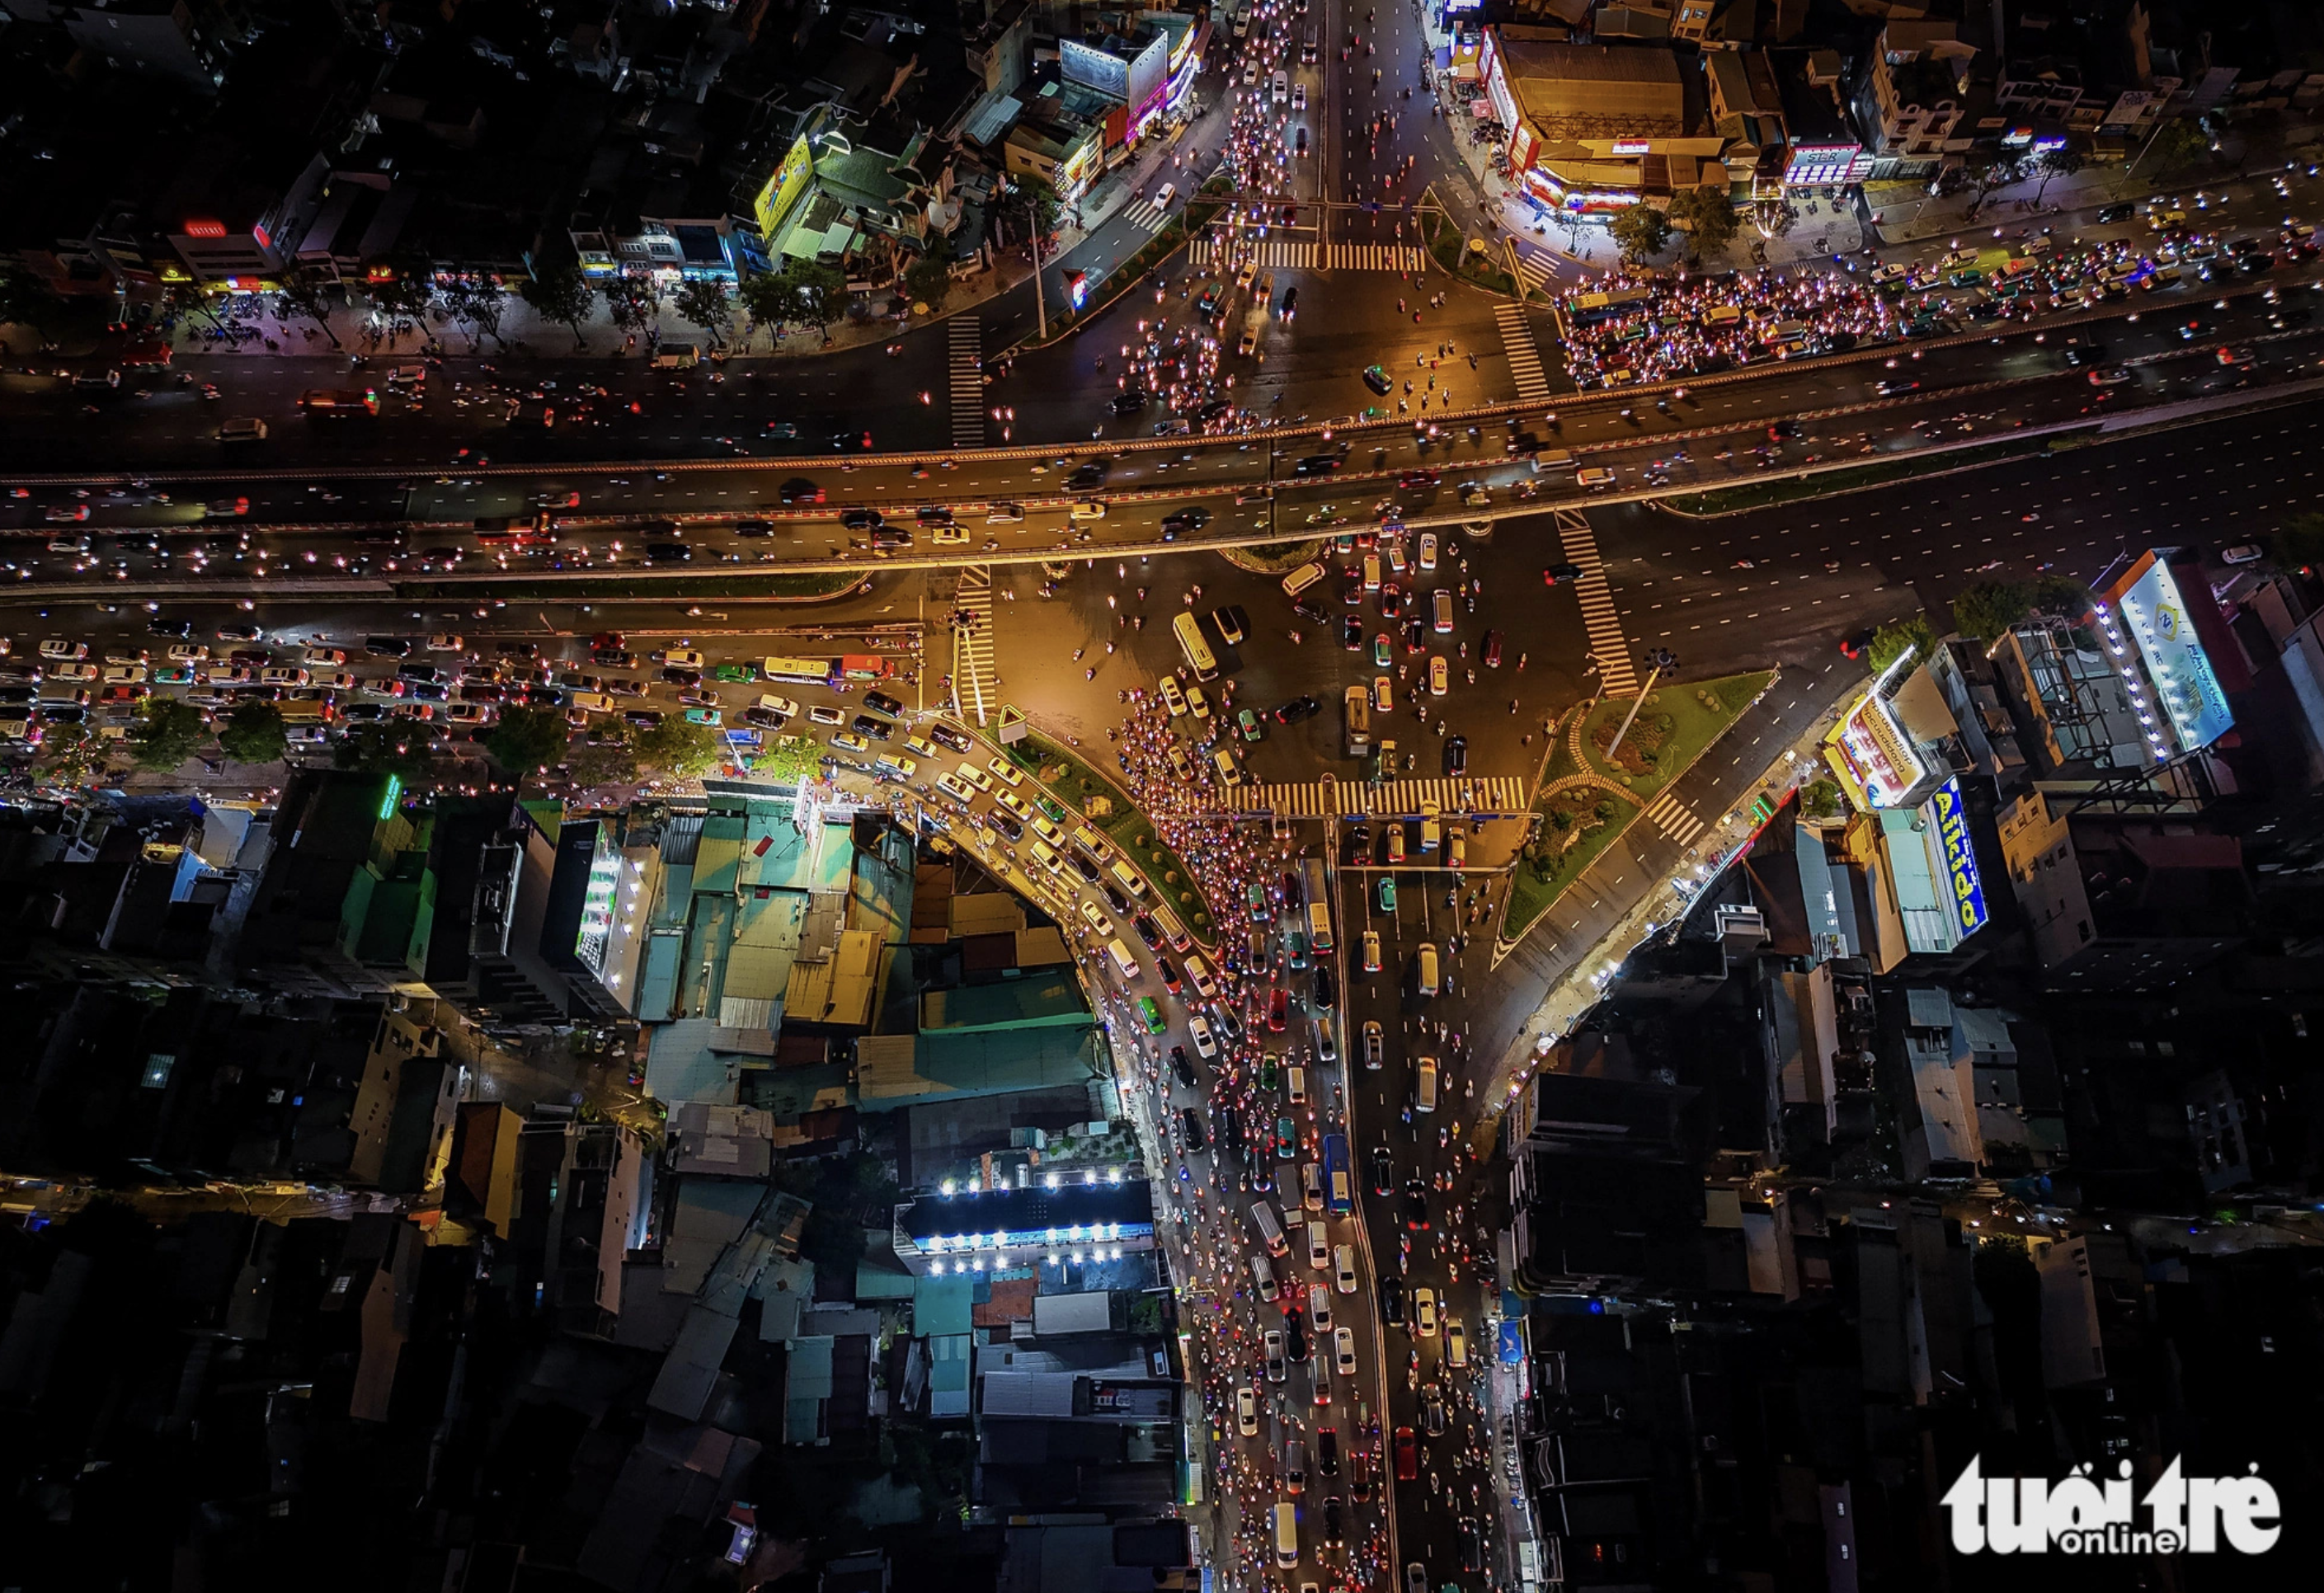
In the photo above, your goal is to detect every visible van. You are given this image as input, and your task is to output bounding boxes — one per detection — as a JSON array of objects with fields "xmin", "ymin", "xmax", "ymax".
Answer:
[
  {"xmin": 1701, "ymin": 303, "xmax": 1744, "ymax": 327},
  {"xmin": 1418, "ymin": 801, "xmax": 1442, "ymax": 853},
  {"xmin": 1416, "ymin": 942, "xmax": 1441, "ymax": 997},
  {"xmin": 650, "ymin": 341, "xmax": 701, "ymax": 369},
  {"xmin": 1286, "ymin": 1065, "xmax": 1308, "ymax": 1107},
  {"xmin": 1150, "ymin": 903, "xmax": 1191, "ymax": 952},
  {"xmin": 1306, "ymin": 1220, "xmax": 1330, "ymax": 1272},
  {"xmin": 1108, "ymin": 858, "xmax": 1148, "ymax": 900},
  {"xmin": 1531, "ymin": 447, "xmax": 1575, "ymax": 473},
  {"xmin": 1282, "ymin": 562, "xmax": 1326, "ymax": 599},
  {"xmin": 1251, "ymin": 1251, "xmax": 1278, "ymax": 1302},
  {"xmin": 1275, "ymin": 1502, "xmax": 1299, "ymax": 1570},
  {"xmin": 1107, "ymin": 938, "xmax": 1140, "ymax": 980},
  {"xmin": 1416, "ymin": 1056, "xmax": 1439, "ymax": 1113},
  {"xmin": 1250, "ymin": 1200, "xmax": 1288, "ymax": 1257},
  {"xmin": 1213, "ymin": 746, "xmax": 1244, "ymax": 787},
  {"xmin": 1767, "ymin": 318, "xmax": 1811, "ymax": 344},
  {"xmin": 1301, "ymin": 1162, "xmax": 1325, "ymax": 1213},
  {"xmin": 1283, "ymin": 1438, "xmax": 1307, "ymax": 1496}
]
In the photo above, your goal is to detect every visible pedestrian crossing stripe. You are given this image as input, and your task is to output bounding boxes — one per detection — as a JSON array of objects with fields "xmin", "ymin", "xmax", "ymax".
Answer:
[
  {"xmin": 1511, "ymin": 248, "xmax": 1555, "ymax": 293},
  {"xmin": 1157, "ymin": 775, "xmax": 1529, "ymax": 819},
  {"xmin": 1493, "ymin": 304, "xmax": 1552, "ymax": 404},
  {"xmin": 1120, "ymin": 198, "xmax": 1173, "ymax": 233},
  {"xmin": 1183, "ymin": 240, "xmax": 1428, "ymax": 272},
  {"xmin": 953, "ymin": 566, "xmax": 996, "ymax": 726},
  {"xmin": 1551, "ymin": 507, "xmax": 1637, "ymax": 696},
  {"xmin": 1643, "ymin": 790, "xmax": 1706, "ymax": 845},
  {"xmin": 948, "ymin": 317, "xmax": 986, "ymax": 449}
]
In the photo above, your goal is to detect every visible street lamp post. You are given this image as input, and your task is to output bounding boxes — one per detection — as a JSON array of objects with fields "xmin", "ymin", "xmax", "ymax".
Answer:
[{"xmin": 1603, "ymin": 650, "xmax": 1675, "ymax": 763}]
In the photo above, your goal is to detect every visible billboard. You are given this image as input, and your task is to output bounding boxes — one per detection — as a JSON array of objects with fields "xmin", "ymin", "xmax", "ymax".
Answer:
[
  {"xmin": 1061, "ymin": 37, "xmax": 1130, "ymax": 98},
  {"xmin": 1929, "ymin": 778, "xmax": 1988, "ymax": 939},
  {"xmin": 2096, "ymin": 552, "xmax": 2236, "ymax": 754},
  {"xmin": 753, "ymin": 138, "xmax": 815, "ymax": 239},
  {"xmin": 1825, "ymin": 678, "xmax": 1930, "ymax": 810}
]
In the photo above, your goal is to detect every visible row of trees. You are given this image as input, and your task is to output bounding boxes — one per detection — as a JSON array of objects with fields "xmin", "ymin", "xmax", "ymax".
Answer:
[
  {"xmin": 43, "ymin": 700, "xmax": 726, "ymax": 793},
  {"xmin": 1607, "ymin": 188, "xmax": 1740, "ymax": 266}
]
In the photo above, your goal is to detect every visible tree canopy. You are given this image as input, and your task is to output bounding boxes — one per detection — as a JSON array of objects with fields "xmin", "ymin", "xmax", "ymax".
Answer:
[
  {"xmin": 1609, "ymin": 205, "xmax": 1671, "ymax": 265},
  {"xmin": 334, "ymin": 721, "xmax": 440, "ymax": 783},
  {"xmin": 216, "ymin": 700, "xmax": 288, "ymax": 766},
  {"xmin": 1867, "ymin": 615, "xmax": 1938, "ymax": 674},
  {"xmin": 129, "ymin": 698, "xmax": 208, "ymax": 771},
  {"xmin": 519, "ymin": 261, "xmax": 597, "ymax": 348},
  {"xmin": 633, "ymin": 717, "xmax": 724, "ymax": 779},
  {"xmin": 482, "ymin": 706, "xmax": 572, "ymax": 780},
  {"xmin": 1665, "ymin": 189, "xmax": 1738, "ymax": 261}
]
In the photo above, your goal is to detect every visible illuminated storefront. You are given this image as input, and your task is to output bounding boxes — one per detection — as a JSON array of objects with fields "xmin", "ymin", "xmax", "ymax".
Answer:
[
  {"xmin": 1824, "ymin": 649, "xmax": 1938, "ymax": 811},
  {"xmin": 1482, "ymin": 28, "xmax": 1726, "ymax": 216}
]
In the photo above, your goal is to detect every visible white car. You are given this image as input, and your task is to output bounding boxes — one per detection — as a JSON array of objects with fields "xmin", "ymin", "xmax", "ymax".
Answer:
[
  {"xmin": 986, "ymin": 755, "xmax": 1023, "ymax": 787},
  {"xmin": 1158, "ymin": 676, "xmax": 1188, "ymax": 716},
  {"xmin": 1310, "ymin": 1281, "xmax": 1332, "ymax": 1334},
  {"xmin": 321, "ymin": 671, "xmax": 361, "ymax": 690},
  {"xmin": 1292, "ymin": 82, "xmax": 1307, "ymax": 110},
  {"xmin": 1079, "ymin": 900, "xmax": 1109, "ymax": 933},
  {"xmin": 100, "ymin": 664, "xmax": 146, "ymax": 685},
  {"xmin": 166, "ymin": 644, "xmax": 209, "ymax": 663},
  {"xmin": 807, "ymin": 703, "xmax": 845, "ymax": 726},
  {"xmin": 1186, "ymin": 684, "xmax": 1211, "ymax": 720},
  {"xmin": 1334, "ymin": 1243, "xmax": 1357, "ymax": 1295},
  {"xmin": 1265, "ymin": 1329, "xmax": 1287, "ymax": 1382},
  {"xmin": 1069, "ymin": 500, "xmax": 1106, "ymax": 522},
  {"xmin": 1362, "ymin": 930, "xmax": 1381, "ymax": 972},
  {"xmin": 1184, "ymin": 955, "xmax": 1219, "ymax": 1002},
  {"xmin": 49, "ymin": 662, "xmax": 100, "ymax": 682},
  {"xmin": 38, "ymin": 640, "xmax": 87, "ymax": 661},
  {"xmin": 661, "ymin": 648, "xmax": 707, "ymax": 669},
  {"xmin": 1308, "ymin": 1224, "xmax": 1330, "ymax": 1272},
  {"xmin": 1188, "ymin": 1013, "xmax": 1218, "ymax": 1060},
  {"xmin": 1238, "ymin": 1384, "xmax": 1259, "ymax": 1437},
  {"xmin": 446, "ymin": 702, "xmax": 493, "ymax": 726},
  {"xmin": 303, "ymin": 646, "xmax": 347, "ymax": 666},
  {"xmin": 1334, "ymin": 1327, "xmax": 1357, "ymax": 1378},
  {"xmin": 258, "ymin": 667, "xmax": 309, "ymax": 688},
  {"xmin": 756, "ymin": 693, "xmax": 800, "ymax": 720},
  {"xmin": 1418, "ymin": 533, "xmax": 1437, "ymax": 570},
  {"xmin": 936, "ymin": 773, "xmax": 976, "ymax": 806},
  {"xmin": 426, "ymin": 633, "xmax": 464, "ymax": 652},
  {"xmin": 1446, "ymin": 1318, "xmax": 1469, "ymax": 1368},
  {"xmin": 956, "ymin": 761, "xmax": 994, "ymax": 793},
  {"xmin": 1412, "ymin": 1287, "xmax": 1439, "ymax": 1337}
]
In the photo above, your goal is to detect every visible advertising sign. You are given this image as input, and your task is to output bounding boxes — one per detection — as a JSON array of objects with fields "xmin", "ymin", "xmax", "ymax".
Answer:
[
  {"xmin": 1824, "ymin": 679, "xmax": 1928, "ymax": 811},
  {"xmin": 1929, "ymin": 778, "xmax": 1988, "ymax": 937},
  {"xmin": 1127, "ymin": 31, "xmax": 1170, "ymax": 120},
  {"xmin": 1611, "ymin": 139, "xmax": 1652, "ymax": 156},
  {"xmin": 753, "ymin": 138, "xmax": 815, "ymax": 238},
  {"xmin": 1062, "ymin": 37, "xmax": 1130, "ymax": 99},
  {"xmin": 2101, "ymin": 555, "xmax": 2236, "ymax": 754}
]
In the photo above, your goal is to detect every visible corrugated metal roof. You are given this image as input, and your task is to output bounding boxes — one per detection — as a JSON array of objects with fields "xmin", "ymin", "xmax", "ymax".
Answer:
[{"xmin": 981, "ymin": 1370, "xmax": 1078, "ymax": 1417}]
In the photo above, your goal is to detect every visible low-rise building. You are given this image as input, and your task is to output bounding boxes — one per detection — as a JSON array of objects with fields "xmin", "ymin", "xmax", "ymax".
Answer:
[{"xmin": 1481, "ymin": 32, "xmax": 1732, "ymax": 218}]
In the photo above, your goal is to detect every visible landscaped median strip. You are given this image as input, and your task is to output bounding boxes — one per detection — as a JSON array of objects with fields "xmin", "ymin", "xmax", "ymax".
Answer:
[
  {"xmin": 1498, "ymin": 670, "xmax": 1774, "ymax": 952},
  {"xmin": 986, "ymin": 711, "xmax": 1217, "ymax": 947}
]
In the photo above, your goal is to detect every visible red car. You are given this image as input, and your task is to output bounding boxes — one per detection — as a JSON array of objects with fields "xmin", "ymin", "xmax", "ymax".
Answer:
[
  {"xmin": 1157, "ymin": 956, "xmax": 1183, "ymax": 994},
  {"xmin": 1483, "ymin": 631, "xmax": 1503, "ymax": 669},
  {"xmin": 1267, "ymin": 988, "xmax": 1289, "ymax": 1033},
  {"xmin": 1394, "ymin": 1426, "xmax": 1418, "ymax": 1483},
  {"xmin": 1396, "ymin": 471, "xmax": 1440, "ymax": 490}
]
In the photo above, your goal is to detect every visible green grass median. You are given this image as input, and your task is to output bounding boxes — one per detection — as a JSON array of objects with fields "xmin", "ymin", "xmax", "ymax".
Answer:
[{"xmin": 1000, "ymin": 722, "xmax": 1216, "ymax": 943}]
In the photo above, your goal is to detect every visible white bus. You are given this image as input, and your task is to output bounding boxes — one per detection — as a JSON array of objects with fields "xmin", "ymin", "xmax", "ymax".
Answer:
[{"xmin": 1172, "ymin": 611, "xmax": 1219, "ymax": 681}]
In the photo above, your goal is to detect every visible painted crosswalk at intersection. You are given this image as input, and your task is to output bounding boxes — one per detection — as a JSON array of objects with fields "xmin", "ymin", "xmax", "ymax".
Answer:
[
  {"xmin": 1552, "ymin": 508, "xmax": 1637, "ymax": 695},
  {"xmin": 948, "ymin": 317, "xmax": 986, "ymax": 449},
  {"xmin": 953, "ymin": 566, "xmax": 996, "ymax": 726},
  {"xmin": 1494, "ymin": 304, "xmax": 1552, "ymax": 402},
  {"xmin": 1642, "ymin": 790, "xmax": 1706, "ymax": 846},
  {"xmin": 1160, "ymin": 775, "xmax": 1529, "ymax": 819},
  {"xmin": 1118, "ymin": 198, "xmax": 1174, "ymax": 233}
]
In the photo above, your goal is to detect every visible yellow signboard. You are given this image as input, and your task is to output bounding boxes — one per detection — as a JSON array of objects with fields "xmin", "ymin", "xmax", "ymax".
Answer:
[{"xmin": 753, "ymin": 138, "xmax": 815, "ymax": 238}]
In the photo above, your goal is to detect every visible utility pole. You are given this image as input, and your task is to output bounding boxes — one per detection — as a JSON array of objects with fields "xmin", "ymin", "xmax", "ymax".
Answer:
[
  {"xmin": 1030, "ymin": 201, "xmax": 1047, "ymax": 342},
  {"xmin": 1602, "ymin": 662, "xmax": 1664, "ymax": 765}
]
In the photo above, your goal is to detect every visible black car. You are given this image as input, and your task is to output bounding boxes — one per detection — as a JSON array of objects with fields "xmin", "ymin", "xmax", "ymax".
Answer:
[
  {"xmin": 624, "ymin": 708, "xmax": 664, "ymax": 728},
  {"xmin": 1362, "ymin": 365, "xmax": 1394, "ymax": 396},
  {"xmin": 214, "ymin": 623, "xmax": 263, "ymax": 642},
  {"xmin": 1767, "ymin": 419, "xmax": 1802, "ymax": 441},
  {"xmin": 1460, "ymin": 1520, "xmax": 1484, "ymax": 1573},
  {"xmin": 1319, "ymin": 1428, "xmax": 1340, "ymax": 1478},
  {"xmin": 1874, "ymin": 378, "xmax": 1922, "ymax": 397},
  {"xmin": 1214, "ymin": 1005, "xmax": 1244, "ymax": 1043},
  {"xmin": 1213, "ymin": 604, "xmax": 1248, "ymax": 645},
  {"xmin": 2063, "ymin": 344, "xmax": 2110, "ymax": 367},
  {"xmin": 743, "ymin": 706, "xmax": 786, "ymax": 729},
  {"xmin": 1443, "ymin": 735, "xmax": 1468, "ymax": 777},
  {"xmin": 1322, "ymin": 1497, "xmax": 1343, "ymax": 1547},
  {"xmin": 1342, "ymin": 825, "xmax": 1371, "ymax": 865},
  {"xmin": 2096, "ymin": 200, "xmax": 2135, "ymax": 224},
  {"xmin": 778, "ymin": 477, "xmax": 823, "ymax": 505},
  {"xmin": 1291, "ymin": 598, "xmax": 1327, "ymax": 625},
  {"xmin": 1250, "ymin": 1156, "xmax": 1273, "ymax": 1194},
  {"xmin": 147, "ymin": 617, "xmax": 194, "ymax": 639},
  {"xmin": 1404, "ymin": 616, "xmax": 1428, "ymax": 652},
  {"xmin": 396, "ymin": 661, "xmax": 440, "ymax": 682},
  {"xmin": 1067, "ymin": 463, "xmax": 1107, "ymax": 490},
  {"xmin": 1160, "ymin": 507, "xmax": 1211, "ymax": 537},
  {"xmin": 1172, "ymin": 1046, "xmax": 1198, "ymax": 1088},
  {"xmin": 1839, "ymin": 627, "xmax": 1875, "ymax": 660},
  {"xmin": 1371, "ymin": 1145, "xmax": 1395, "ymax": 1196},
  {"xmin": 1377, "ymin": 1274, "xmax": 1404, "ymax": 1325},
  {"xmin": 850, "ymin": 713, "xmax": 892, "ymax": 741},
  {"xmin": 1111, "ymin": 390, "xmax": 1150, "ymax": 416},
  {"xmin": 405, "ymin": 680, "xmax": 449, "ymax": 702},
  {"xmin": 1312, "ymin": 961, "xmax": 1335, "ymax": 1008},
  {"xmin": 1402, "ymin": 1177, "xmax": 1431, "ymax": 1230},
  {"xmin": 0, "ymin": 687, "xmax": 36, "ymax": 706},
  {"xmin": 1342, "ymin": 616, "xmax": 1363, "ymax": 650},
  {"xmin": 661, "ymin": 667, "xmax": 702, "ymax": 687},
  {"xmin": 645, "ymin": 542, "xmax": 692, "ymax": 563},
  {"xmin": 915, "ymin": 505, "xmax": 955, "ymax": 525},
  {"xmin": 1132, "ymin": 914, "xmax": 1163, "ymax": 949},
  {"xmin": 1103, "ymin": 880, "xmax": 1131, "ymax": 914},
  {"xmin": 841, "ymin": 508, "xmax": 884, "ymax": 531},
  {"xmin": 863, "ymin": 689, "xmax": 905, "ymax": 717},
  {"xmin": 1285, "ymin": 1310, "xmax": 1309, "ymax": 1362},
  {"xmin": 1273, "ymin": 694, "xmax": 1321, "ymax": 725},
  {"xmin": 1180, "ymin": 1107, "xmax": 1207, "ymax": 1153},
  {"xmin": 736, "ymin": 519, "xmax": 773, "ymax": 537},
  {"xmin": 1071, "ymin": 851, "xmax": 1102, "ymax": 884},
  {"xmin": 1292, "ymin": 453, "xmax": 1342, "ymax": 477},
  {"xmin": 991, "ymin": 810, "xmax": 1026, "ymax": 841},
  {"xmin": 1279, "ymin": 286, "xmax": 1299, "ymax": 318}
]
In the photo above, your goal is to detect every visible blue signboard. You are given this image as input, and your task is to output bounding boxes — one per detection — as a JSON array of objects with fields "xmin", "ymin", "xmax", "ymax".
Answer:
[
  {"xmin": 2108, "ymin": 557, "xmax": 2236, "ymax": 754},
  {"xmin": 1930, "ymin": 778, "xmax": 1988, "ymax": 937},
  {"xmin": 1498, "ymin": 1319, "xmax": 1525, "ymax": 1365}
]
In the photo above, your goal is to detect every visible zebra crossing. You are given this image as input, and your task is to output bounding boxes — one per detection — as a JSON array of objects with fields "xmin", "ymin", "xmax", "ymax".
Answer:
[
  {"xmin": 1641, "ymin": 789, "xmax": 1707, "ymax": 846},
  {"xmin": 1553, "ymin": 508, "xmax": 1638, "ymax": 695},
  {"xmin": 953, "ymin": 566, "xmax": 996, "ymax": 727},
  {"xmin": 1164, "ymin": 775, "xmax": 1530, "ymax": 819},
  {"xmin": 1493, "ymin": 303, "xmax": 1553, "ymax": 403},
  {"xmin": 947, "ymin": 317, "xmax": 985, "ymax": 449},
  {"xmin": 1183, "ymin": 240, "xmax": 1429, "ymax": 272},
  {"xmin": 1510, "ymin": 247, "xmax": 1557, "ymax": 295},
  {"xmin": 1119, "ymin": 197, "xmax": 1174, "ymax": 233}
]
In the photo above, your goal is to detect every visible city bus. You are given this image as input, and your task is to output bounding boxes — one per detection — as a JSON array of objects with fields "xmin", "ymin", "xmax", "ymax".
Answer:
[
  {"xmin": 1321, "ymin": 1133, "xmax": 1352, "ymax": 1215},
  {"xmin": 1172, "ymin": 611, "xmax": 1219, "ymax": 681},
  {"xmin": 299, "ymin": 387, "xmax": 379, "ymax": 416},
  {"xmin": 1342, "ymin": 685, "xmax": 1371, "ymax": 757},
  {"xmin": 762, "ymin": 656, "xmax": 844, "ymax": 688}
]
